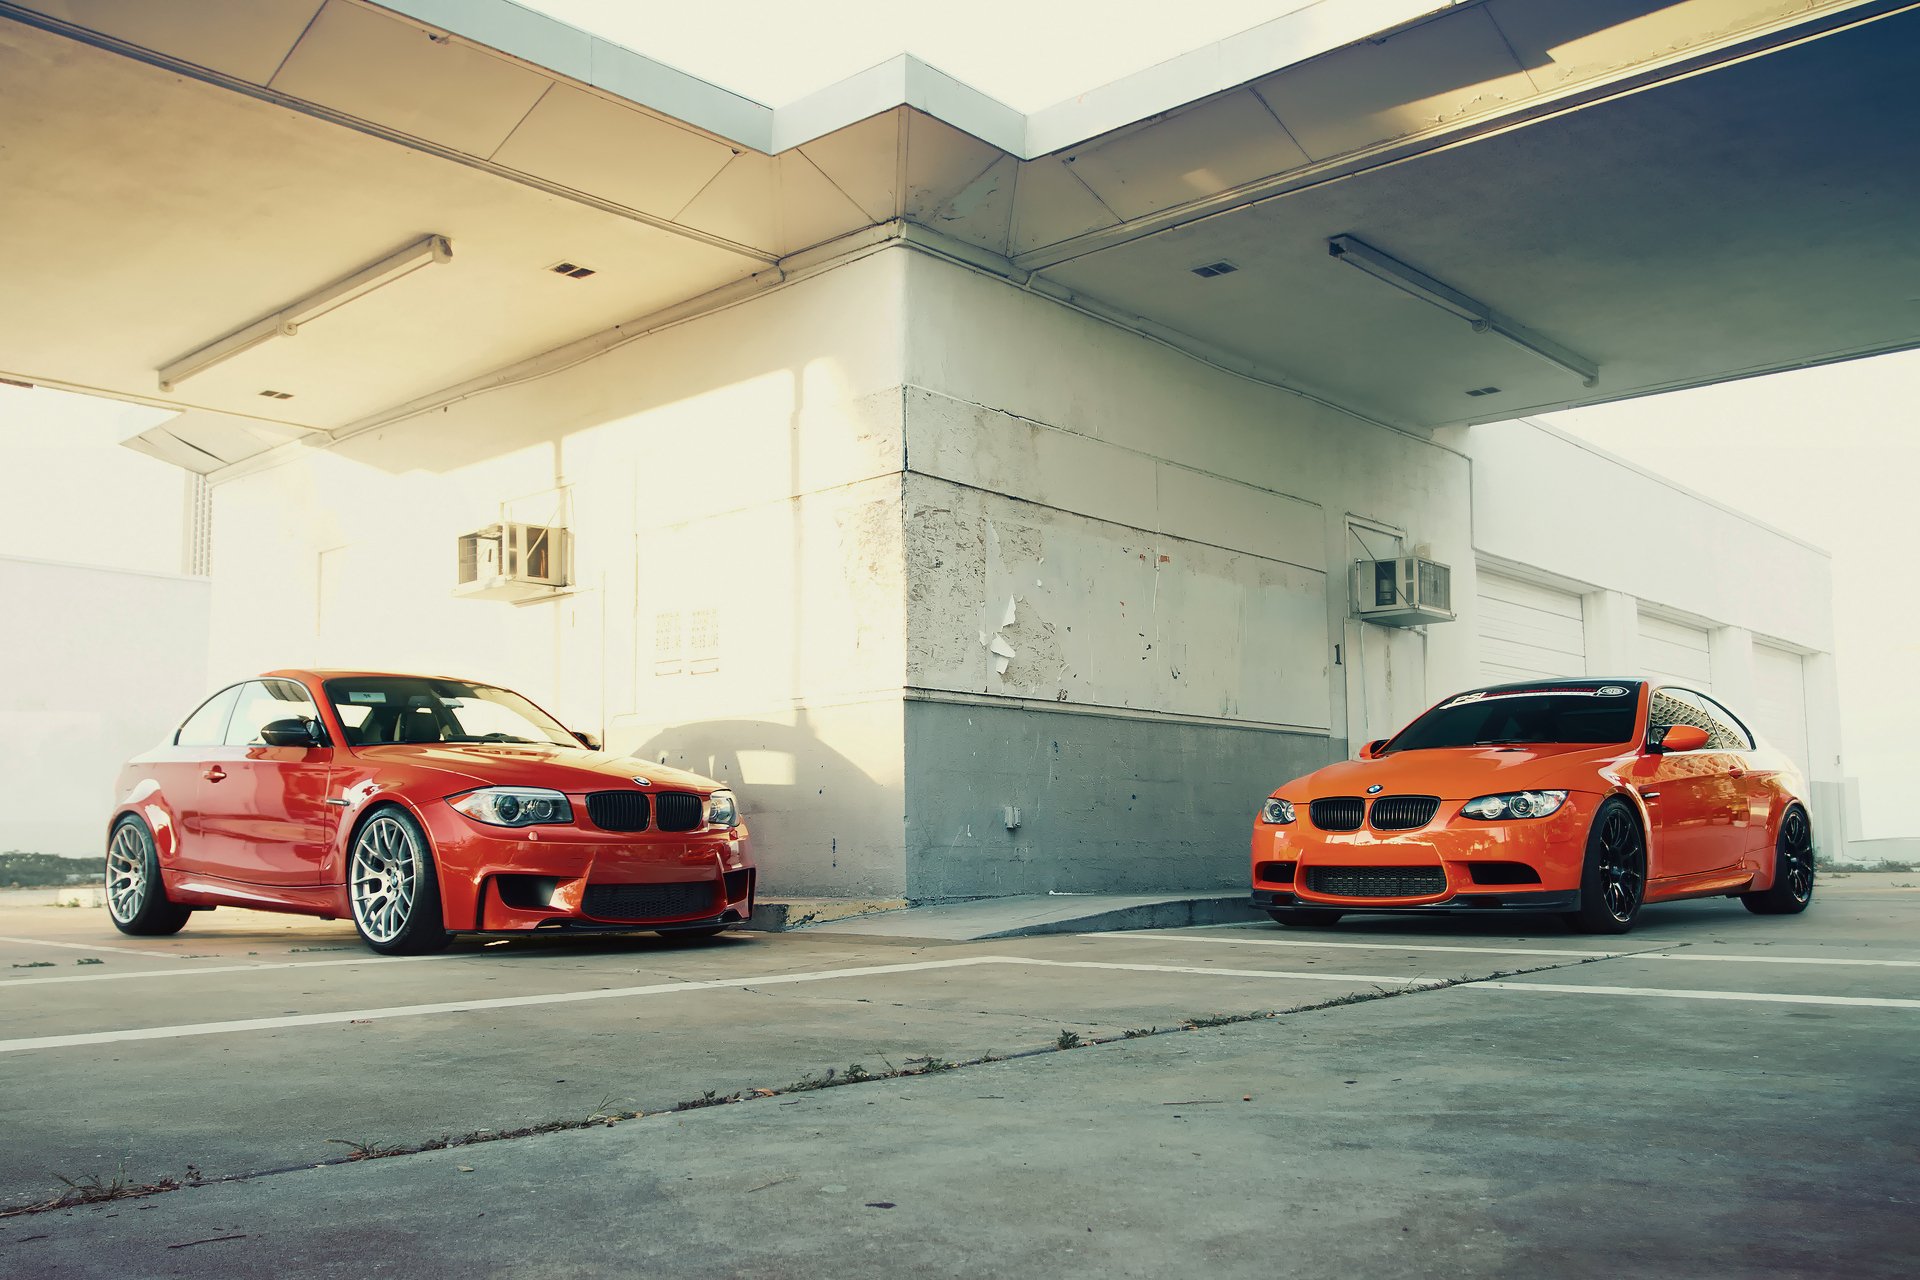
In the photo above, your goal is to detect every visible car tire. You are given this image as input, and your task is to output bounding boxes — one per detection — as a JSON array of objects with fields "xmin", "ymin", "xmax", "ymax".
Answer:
[
  {"xmin": 105, "ymin": 814, "xmax": 192, "ymax": 937},
  {"xmin": 1740, "ymin": 806, "xmax": 1815, "ymax": 916},
  {"xmin": 1563, "ymin": 798, "xmax": 1647, "ymax": 935},
  {"xmin": 1267, "ymin": 908, "xmax": 1343, "ymax": 927},
  {"xmin": 348, "ymin": 805, "xmax": 452, "ymax": 956}
]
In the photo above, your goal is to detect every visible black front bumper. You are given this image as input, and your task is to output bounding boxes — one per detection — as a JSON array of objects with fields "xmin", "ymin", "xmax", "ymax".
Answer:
[{"xmin": 1252, "ymin": 888, "xmax": 1580, "ymax": 914}]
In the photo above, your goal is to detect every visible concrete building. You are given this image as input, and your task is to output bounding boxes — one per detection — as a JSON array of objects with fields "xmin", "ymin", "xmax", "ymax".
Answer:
[{"xmin": 3, "ymin": 0, "xmax": 1904, "ymax": 892}]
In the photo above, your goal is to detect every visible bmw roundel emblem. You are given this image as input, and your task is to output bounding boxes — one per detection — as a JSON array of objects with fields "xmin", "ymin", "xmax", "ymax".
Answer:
[
  {"xmin": 630, "ymin": 777, "xmax": 653, "ymax": 787},
  {"xmin": 1366, "ymin": 784, "xmax": 1384, "ymax": 794}
]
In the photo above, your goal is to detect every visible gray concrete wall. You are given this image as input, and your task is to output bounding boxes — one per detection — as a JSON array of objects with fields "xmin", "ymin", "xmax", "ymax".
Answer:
[
  {"xmin": 1844, "ymin": 836, "xmax": 1918, "ymax": 866},
  {"xmin": 903, "ymin": 698, "xmax": 1331, "ymax": 898}
]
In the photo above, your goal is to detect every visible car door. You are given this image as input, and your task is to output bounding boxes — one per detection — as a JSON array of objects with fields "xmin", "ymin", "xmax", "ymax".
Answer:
[
  {"xmin": 1696, "ymin": 690, "xmax": 1772, "ymax": 866},
  {"xmin": 1641, "ymin": 687, "xmax": 1748, "ymax": 882},
  {"xmin": 192, "ymin": 679, "xmax": 338, "ymax": 885},
  {"xmin": 158, "ymin": 683, "xmax": 244, "ymax": 873}
]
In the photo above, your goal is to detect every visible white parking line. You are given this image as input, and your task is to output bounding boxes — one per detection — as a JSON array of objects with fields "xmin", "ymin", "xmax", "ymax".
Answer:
[
  {"xmin": 0, "ymin": 955, "xmax": 1443, "ymax": 1055},
  {"xmin": 1023, "ymin": 958, "xmax": 1439, "ymax": 986},
  {"xmin": 0, "ymin": 934, "xmax": 196, "ymax": 960},
  {"xmin": 1473, "ymin": 981, "xmax": 1920, "ymax": 1010},
  {"xmin": 1638, "ymin": 953, "xmax": 1920, "ymax": 968},
  {"xmin": 1091, "ymin": 933, "xmax": 1637, "ymax": 960},
  {"xmin": 0, "ymin": 952, "xmax": 471, "ymax": 988},
  {"xmin": 1099, "ymin": 933, "xmax": 1920, "ymax": 968}
]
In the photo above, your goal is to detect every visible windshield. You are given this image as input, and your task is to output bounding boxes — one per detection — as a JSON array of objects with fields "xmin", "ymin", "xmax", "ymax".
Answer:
[
  {"xmin": 322, "ymin": 677, "xmax": 578, "ymax": 748},
  {"xmin": 1382, "ymin": 685, "xmax": 1640, "ymax": 754}
]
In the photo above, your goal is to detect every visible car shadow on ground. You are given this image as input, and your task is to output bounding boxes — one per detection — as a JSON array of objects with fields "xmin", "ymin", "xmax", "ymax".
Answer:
[{"xmin": 1278, "ymin": 896, "xmax": 1759, "ymax": 941}]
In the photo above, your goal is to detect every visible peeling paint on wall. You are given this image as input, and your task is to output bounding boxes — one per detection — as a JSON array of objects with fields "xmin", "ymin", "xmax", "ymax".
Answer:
[{"xmin": 905, "ymin": 473, "xmax": 1331, "ymax": 729}]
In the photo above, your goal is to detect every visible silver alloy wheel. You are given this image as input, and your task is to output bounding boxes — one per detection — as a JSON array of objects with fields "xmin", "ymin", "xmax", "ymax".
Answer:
[
  {"xmin": 350, "ymin": 814, "xmax": 420, "ymax": 945},
  {"xmin": 106, "ymin": 823, "xmax": 148, "ymax": 923}
]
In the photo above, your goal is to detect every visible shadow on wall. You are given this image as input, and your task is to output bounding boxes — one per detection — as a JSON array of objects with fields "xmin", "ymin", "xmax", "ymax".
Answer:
[{"xmin": 629, "ymin": 714, "xmax": 900, "ymax": 899}]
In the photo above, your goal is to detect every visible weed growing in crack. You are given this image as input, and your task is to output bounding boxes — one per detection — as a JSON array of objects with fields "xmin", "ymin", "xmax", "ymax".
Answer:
[
  {"xmin": 1055, "ymin": 1030, "xmax": 1083, "ymax": 1050},
  {"xmin": 324, "ymin": 1138, "xmax": 390, "ymax": 1161},
  {"xmin": 674, "ymin": 1090, "xmax": 744, "ymax": 1112}
]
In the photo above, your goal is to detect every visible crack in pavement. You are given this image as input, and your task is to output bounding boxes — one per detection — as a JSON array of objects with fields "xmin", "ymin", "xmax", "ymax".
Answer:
[{"xmin": 0, "ymin": 943, "xmax": 1661, "ymax": 1219}]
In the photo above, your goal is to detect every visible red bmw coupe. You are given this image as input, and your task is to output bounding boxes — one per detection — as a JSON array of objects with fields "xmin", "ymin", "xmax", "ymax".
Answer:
[{"xmin": 105, "ymin": 670, "xmax": 755, "ymax": 953}]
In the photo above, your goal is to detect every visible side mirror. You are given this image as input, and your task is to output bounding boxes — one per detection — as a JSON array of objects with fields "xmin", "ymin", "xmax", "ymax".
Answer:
[
  {"xmin": 260, "ymin": 718, "xmax": 322, "ymax": 748},
  {"xmin": 1358, "ymin": 738, "xmax": 1389, "ymax": 760},
  {"xmin": 1651, "ymin": 724, "xmax": 1709, "ymax": 754},
  {"xmin": 574, "ymin": 730, "xmax": 602, "ymax": 751}
]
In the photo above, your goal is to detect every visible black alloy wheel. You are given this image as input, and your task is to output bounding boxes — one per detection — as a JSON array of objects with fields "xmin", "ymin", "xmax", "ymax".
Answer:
[
  {"xmin": 1565, "ymin": 799, "xmax": 1646, "ymax": 935},
  {"xmin": 1741, "ymin": 806, "xmax": 1816, "ymax": 915}
]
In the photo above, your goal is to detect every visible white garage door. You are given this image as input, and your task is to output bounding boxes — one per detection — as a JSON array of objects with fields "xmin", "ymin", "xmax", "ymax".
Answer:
[
  {"xmin": 1637, "ymin": 613, "xmax": 1712, "ymax": 691},
  {"xmin": 1477, "ymin": 572, "xmax": 1585, "ymax": 684},
  {"xmin": 1752, "ymin": 644, "xmax": 1811, "ymax": 775}
]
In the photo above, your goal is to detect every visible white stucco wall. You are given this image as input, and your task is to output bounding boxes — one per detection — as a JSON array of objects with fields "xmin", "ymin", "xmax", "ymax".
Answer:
[
  {"xmin": 890, "ymin": 252, "xmax": 1484, "ymax": 892},
  {"xmin": 901, "ymin": 251, "xmax": 1477, "ymax": 751},
  {"xmin": 208, "ymin": 250, "xmax": 913, "ymax": 895},
  {"xmin": 0, "ymin": 556, "xmax": 210, "ymax": 857},
  {"xmin": 1459, "ymin": 420, "xmax": 1834, "ymax": 652}
]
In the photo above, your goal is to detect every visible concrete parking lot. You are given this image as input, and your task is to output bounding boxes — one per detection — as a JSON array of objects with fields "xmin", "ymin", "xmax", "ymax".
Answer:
[{"xmin": 1, "ymin": 885, "xmax": 1916, "ymax": 1277}]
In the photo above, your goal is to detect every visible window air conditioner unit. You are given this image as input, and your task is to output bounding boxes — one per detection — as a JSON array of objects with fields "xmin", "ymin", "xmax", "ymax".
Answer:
[
  {"xmin": 1352, "ymin": 556, "xmax": 1453, "ymax": 626},
  {"xmin": 455, "ymin": 523, "xmax": 571, "ymax": 602}
]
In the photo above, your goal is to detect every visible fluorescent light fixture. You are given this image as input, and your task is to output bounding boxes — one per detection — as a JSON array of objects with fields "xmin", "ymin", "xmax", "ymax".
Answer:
[
  {"xmin": 158, "ymin": 235, "xmax": 453, "ymax": 392},
  {"xmin": 1328, "ymin": 235, "xmax": 1598, "ymax": 387}
]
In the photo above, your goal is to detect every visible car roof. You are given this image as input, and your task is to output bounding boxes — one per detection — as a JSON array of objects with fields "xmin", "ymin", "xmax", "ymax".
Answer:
[
  {"xmin": 1464, "ymin": 678, "xmax": 1646, "ymax": 695},
  {"xmin": 263, "ymin": 668, "xmax": 491, "ymax": 684}
]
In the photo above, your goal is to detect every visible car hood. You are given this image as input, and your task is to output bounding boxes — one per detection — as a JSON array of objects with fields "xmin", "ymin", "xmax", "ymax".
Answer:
[
  {"xmin": 353, "ymin": 743, "xmax": 722, "ymax": 793},
  {"xmin": 1285, "ymin": 743, "xmax": 1616, "ymax": 801}
]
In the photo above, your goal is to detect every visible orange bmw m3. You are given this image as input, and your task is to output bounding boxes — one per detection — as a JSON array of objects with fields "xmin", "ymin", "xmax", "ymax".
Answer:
[{"xmin": 1251, "ymin": 680, "xmax": 1815, "ymax": 933}]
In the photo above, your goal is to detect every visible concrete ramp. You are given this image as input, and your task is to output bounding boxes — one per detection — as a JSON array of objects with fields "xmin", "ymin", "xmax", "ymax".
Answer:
[{"xmin": 802, "ymin": 893, "xmax": 1263, "ymax": 941}]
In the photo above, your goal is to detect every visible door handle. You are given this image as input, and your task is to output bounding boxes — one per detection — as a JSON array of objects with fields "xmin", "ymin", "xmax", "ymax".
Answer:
[
  {"xmin": 1639, "ymin": 790, "xmax": 1660, "ymax": 800},
  {"xmin": 203, "ymin": 765, "xmax": 226, "ymax": 783}
]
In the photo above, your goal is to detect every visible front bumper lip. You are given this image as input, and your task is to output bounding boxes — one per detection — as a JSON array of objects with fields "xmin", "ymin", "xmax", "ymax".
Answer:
[
  {"xmin": 1251, "ymin": 792, "xmax": 1601, "ymax": 906},
  {"xmin": 476, "ymin": 906, "xmax": 752, "ymax": 935},
  {"xmin": 416, "ymin": 803, "xmax": 755, "ymax": 932},
  {"xmin": 1252, "ymin": 888, "xmax": 1580, "ymax": 914}
]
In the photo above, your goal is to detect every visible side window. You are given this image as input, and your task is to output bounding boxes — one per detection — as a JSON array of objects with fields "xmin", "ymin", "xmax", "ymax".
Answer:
[
  {"xmin": 1650, "ymin": 688, "xmax": 1745, "ymax": 751},
  {"xmin": 176, "ymin": 685, "xmax": 241, "ymax": 747},
  {"xmin": 224, "ymin": 680, "xmax": 325, "ymax": 747},
  {"xmin": 1697, "ymin": 692, "xmax": 1756, "ymax": 750}
]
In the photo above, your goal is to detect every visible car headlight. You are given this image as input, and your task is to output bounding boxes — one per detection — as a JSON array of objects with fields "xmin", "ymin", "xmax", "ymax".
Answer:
[
  {"xmin": 1259, "ymin": 798, "xmax": 1295, "ymax": 825},
  {"xmin": 705, "ymin": 789, "xmax": 739, "ymax": 828},
  {"xmin": 448, "ymin": 787, "xmax": 574, "ymax": 827},
  {"xmin": 1460, "ymin": 790, "xmax": 1568, "ymax": 821}
]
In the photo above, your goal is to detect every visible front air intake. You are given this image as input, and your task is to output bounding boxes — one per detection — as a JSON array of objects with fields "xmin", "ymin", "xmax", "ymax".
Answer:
[{"xmin": 1306, "ymin": 866, "xmax": 1446, "ymax": 897}]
